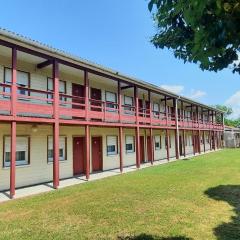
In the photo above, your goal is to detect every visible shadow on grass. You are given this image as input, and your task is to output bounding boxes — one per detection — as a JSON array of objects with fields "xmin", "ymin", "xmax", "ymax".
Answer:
[
  {"xmin": 117, "ymin": 234, "xmax": 192, "ymax": 240},
  {"xmin": 205, "ymin": 185, "xmax": 240, "ymax": 240}
]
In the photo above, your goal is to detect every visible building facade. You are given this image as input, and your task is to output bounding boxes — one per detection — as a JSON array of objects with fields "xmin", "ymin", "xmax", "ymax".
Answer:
[
  {"xmin": 0, "ymin": 29, "xmax": 224, "ymax": 198},
  {"xmin": 224, "ymin": 126, "xmax": 240, "ymax": 148}
]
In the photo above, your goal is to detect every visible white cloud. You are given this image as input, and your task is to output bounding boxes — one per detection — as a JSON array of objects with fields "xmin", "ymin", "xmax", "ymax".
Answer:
[
  {"xmin": 225, "ymin": 91, "xmax": 240, "ymax": 119},
  {"xmin": 160, "ymin": 85, "xmax": 184, "ymax": 94},
  {"xmin": 188, "ymin": 89, "xmax": 206, "ymax": 99}
]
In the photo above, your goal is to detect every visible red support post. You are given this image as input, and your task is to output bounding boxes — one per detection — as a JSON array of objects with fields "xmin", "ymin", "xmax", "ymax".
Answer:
[
  {"xmin": 166, "ymin": 129, "xmax": 170, "ymax": 161},
  {"xmin": 165, "ymin": 96, "xmax": 168, "ymax": 125},
  {"xmin": 53, "ymin": 59, "xmax": 59, "ymax": 189},
  {"xmin": 150, "ymin": 128, "xmax": 153, "ymax": 164},
  {"xmin": 134, "ymin": 86, "xmax": 140, "ymax": 168},
  {"xmin": 209, "ymin": 130, "xmax": 212, "ymax": 150},
  {"xmin": 148, "ymin": 90, "xmax": 152, "ymax": 124},
  {"xmin": 118, "ymin": 81, "xmax": 122, "ymax": 123},
  {"xmin": 119, "ymin": 126, "xmax": 123, "ymax": 172},
  {"xmin": 174, "ymin": 99, "xmax": 179, "ymax": 159},
  {"xmin": 203, "ymin": 131, "xmax": 206, "ymax": 152},
  {"xmin": 192, "ymin": 130, "xmax": 195, "ymax": 155},
  {"xmin": 135, "ymin": 126, "xmax": 140, "ymax": 168},
  {"xmin": 84, "ymin": 70, "xmax": 89, "ymax": 121},
  {"xmin": 183, "ymin": 129, "xmax": 186, "ymax": 157},
  {"xmin": 11, "ymin": 47, "xmax": 17, "ymax": 118},
  {"xmin": 85, "ymin": 125, "xmax": 90, "ymax": 179},
  {"xmin": 213, "ymin": 131, "xmax": 216, "ymax": 150},
  {"xmin": 10, "ymin": 121, "xmax": 16, "ymax": 198},
  {"xmin": 10, "ymin": 47, "xmax": 17, "ymax": 198}
]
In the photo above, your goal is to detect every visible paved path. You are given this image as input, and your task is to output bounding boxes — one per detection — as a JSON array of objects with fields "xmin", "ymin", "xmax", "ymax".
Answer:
[{"xmin": 0, "ymin": 150, "xmax": 217, "ymax": 203}]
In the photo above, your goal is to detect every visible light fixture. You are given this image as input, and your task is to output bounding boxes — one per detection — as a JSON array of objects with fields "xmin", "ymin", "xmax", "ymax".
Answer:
[{"xmin": 32, "ymin": 124, "xmax": 38, "ymax": 133}]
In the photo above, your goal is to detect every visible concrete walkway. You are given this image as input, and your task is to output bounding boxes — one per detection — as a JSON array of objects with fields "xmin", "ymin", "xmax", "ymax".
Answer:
[{"xmin": 0, "ymin": 150, "xmax": 218, "ymax": 203}]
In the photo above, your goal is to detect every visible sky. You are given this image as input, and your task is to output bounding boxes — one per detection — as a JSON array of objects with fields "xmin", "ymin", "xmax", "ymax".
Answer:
[{"xmin": 1, "ymin": 0, "xmax": 240, "ymax": 118}]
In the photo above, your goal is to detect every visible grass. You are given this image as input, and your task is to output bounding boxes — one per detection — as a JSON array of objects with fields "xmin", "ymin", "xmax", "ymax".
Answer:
[{"xmin": 0, "ymin": 149, "xmax": 240, "ymax": 240}]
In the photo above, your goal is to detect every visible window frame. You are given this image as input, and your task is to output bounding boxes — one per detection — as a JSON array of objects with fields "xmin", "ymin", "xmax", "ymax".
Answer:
[
  {"xmin": 125, "ymin": 135, "xmax": 135, "ymax": 153},
  {"xmin": 47, "ymin": 135, "xmax": 67, "ymax": 163},
  {"xmin": 47, "ymin": 77, "xmax": 67, "ymax": 104},
  {"xmin": 3, "ymin": 135, "xmax": 30, "ymax": 168},
  {"xmin": 154, "ymin": 135, "xmax": 161, "ymax": 150},
  {"xmin": 105, "ymin": 91, "xmax": 117, "ymax": 111},
  {"xmin": 106, "ymin": 135, "xmax": 118, "ymax": 156},
  {"xmin": 4, "ymin": 67, "xmax": 30, "ymax": 97}
]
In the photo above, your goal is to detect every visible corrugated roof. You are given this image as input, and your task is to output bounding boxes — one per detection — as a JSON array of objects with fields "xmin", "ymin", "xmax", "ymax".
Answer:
[{"xmin": 0, "ymin": 27, "xmax": 224, "ymax": 113}]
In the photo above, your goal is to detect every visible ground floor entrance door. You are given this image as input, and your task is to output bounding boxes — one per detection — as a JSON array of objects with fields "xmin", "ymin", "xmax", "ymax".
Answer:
[
  {"xmin": 92, "ymin": 136, "xmax": 103, "ymax": 172},
  {"xmin": 73, "ymin": 137, "xmax": 85, "ymax": 175}
]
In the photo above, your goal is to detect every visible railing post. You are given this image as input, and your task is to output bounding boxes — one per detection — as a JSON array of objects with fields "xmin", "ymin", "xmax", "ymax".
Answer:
[
  {"xmin": 84, "ymin": 70, "xmax": 89, "ymax": 121},
  {"xmin": 10, "ymin": 47, "xmax": 17, "ymax": 198},
  {"xmin": 53, "ymin": 59, "xmax": 59, "ymax": 189},
  {"xmin": 85, "ymin": 125, "xmax": 90, "ymax": 179}
]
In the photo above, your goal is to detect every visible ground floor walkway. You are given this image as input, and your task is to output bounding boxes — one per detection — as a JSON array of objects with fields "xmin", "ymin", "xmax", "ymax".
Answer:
[{"xmin": 0, "ymin": 149, "xmax": 219, "ymax": 203}]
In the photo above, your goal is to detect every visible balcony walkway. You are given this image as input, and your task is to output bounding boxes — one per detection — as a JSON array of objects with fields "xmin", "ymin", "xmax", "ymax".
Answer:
[{"xmin": 0, "ymin": 149, "xmax": 220, "ymax": 203}]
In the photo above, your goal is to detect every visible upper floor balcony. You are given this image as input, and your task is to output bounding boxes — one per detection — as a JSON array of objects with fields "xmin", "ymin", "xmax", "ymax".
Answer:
[{"xmin": 0, "ymin": 41, "xmax": 224, "ymax": 130}]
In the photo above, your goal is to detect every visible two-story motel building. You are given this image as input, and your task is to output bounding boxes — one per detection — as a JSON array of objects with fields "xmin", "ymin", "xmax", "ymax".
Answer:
[{"xmin": 0, "ymin": 29, "xmax": 224, "ymax": 198}]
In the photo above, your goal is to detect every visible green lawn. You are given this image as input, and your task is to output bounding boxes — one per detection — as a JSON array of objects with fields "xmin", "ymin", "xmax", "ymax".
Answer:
[{"xmin": 0, "ymin": 149, "xmax": 240, "ymax": 240}]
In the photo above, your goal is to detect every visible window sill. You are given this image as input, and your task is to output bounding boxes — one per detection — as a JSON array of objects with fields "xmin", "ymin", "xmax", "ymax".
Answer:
[
  {"xmin": 2, "ymin": 164, "xmax": 31, "ymax": 170},
  {"xmin": 47, "ymin": 160, "xmax": 68, "ymax": 165}
]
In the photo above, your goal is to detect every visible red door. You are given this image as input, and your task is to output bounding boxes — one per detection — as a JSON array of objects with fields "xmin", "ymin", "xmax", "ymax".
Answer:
[
  {"xmin": 73, "ymin": 137, "xmax": 85, "ymax": 175},
  {"xmin": 72, "ymin": 83, "xmax": 85, "ymax": 109},
  {"xmin": 147, "ymin": 136, "xmax": 152, "ymax": 162},
  {"xmin": 140, "ymin": 136, "xmax": 145, "ymax": 163},
  {"xmin": 92, "ymin": 137, "xmax": 103, "ymax": 172},
  {"xmin": 91, "ymin": 88, "xmax": 102, "ymax": 111}
]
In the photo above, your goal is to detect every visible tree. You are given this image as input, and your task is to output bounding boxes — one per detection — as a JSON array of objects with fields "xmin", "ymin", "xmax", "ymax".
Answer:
[{"xmin": 148, "ymin": 0, "xmax": 240, "ymax": 73}]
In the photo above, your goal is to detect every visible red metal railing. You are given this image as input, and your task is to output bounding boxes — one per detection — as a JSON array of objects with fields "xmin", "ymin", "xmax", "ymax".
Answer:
[{"xmin": 0, "ymin": 85, "xmax": 224, "ymax": 129}]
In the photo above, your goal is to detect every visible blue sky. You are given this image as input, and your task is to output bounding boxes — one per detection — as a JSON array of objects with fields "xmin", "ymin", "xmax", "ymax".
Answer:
[{"xmin": 1, "ymin": 0, "xmax": 240, "ymax": 117}]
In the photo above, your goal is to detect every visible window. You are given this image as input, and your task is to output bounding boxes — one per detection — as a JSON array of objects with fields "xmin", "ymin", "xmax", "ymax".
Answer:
[
  {"xmin": 155, "ymin": 135, "xmax": 161, "ymax": 150},
  {"xmin": 106, "ymin": 91, "xmax": 117, "ymax": 111},
  {"xmin": 3, "ymin": 136, "xmax": 30, "ymax": 167},
  {"xmin": 47, "ymin": 78, "xmax": 66, "ymax": 102},
  {"xmin": 106, "ymin": 136, "xmax": 118, "ymax": 155},
  {"xmin": 4, "ymin": 68, "xmax": 30, "ymax": 96},
  {"xmin": 125, "ymin": 135, "xmax": 134, "ymax": 153},
  {"xmin": 47, "ymin": 136, "xmax": 67, "ymax": 162},
  {"xmin": 124, "ymin": 96, "xmax": 133, "ymax": 112},
  {"xmin": 153, "ymin": 103, "xmax": 159, "ymax": 117}
]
